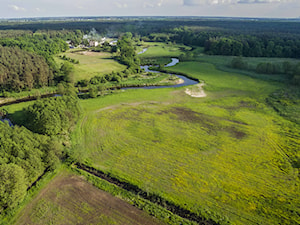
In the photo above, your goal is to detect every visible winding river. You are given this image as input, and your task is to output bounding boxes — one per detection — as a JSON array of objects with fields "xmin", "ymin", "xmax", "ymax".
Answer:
[
  {"xmin": 0, "ymin": 57, "xmax": 198, "ymax": 107},
  {"xmin": 125, "ymin": 58, "xmax": 198, "ymax": 90}
]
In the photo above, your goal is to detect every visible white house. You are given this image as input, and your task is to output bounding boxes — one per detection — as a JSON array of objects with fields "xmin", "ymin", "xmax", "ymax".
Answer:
[{"xmin": 89, "ymin": 40, "xmax": 99, "ymax": 47}]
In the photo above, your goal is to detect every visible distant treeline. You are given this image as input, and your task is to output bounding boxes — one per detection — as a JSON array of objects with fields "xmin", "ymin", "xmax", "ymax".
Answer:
[
  {"xmin": 1, "ymin": 19, "xmax": 300, "ymax": 35},
  {"xmin": 1, "ymin": 18, "xmax": 300, "ymax": 59},
  {"xmin": 203, "ymin": 35, "xmax": 300, "ymax": 58},
  {"xmin": 146, "ymin": 27, "xmax": 300, "ymax": 58},
  {"xmin": 230, "ymin": 57, "xmax": 300, "ymax": 85}
]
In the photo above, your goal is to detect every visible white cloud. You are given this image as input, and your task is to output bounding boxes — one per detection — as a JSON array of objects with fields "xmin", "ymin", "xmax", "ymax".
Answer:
[
  {"xmin": 183, "ymin": 0, "xmax": 237, "ymax": 6},
  {"xmin": 0, "ymin": 0, "xmax": 298, "ymax": 18},
  {"xmin": 115, "ymin": 2, "xmax": 128, "ymax": 8},
  {"xmin": 183, "ymin": 0, "xmax": 205, "ymax": 5},
  {"xmin": 143, "ymin": 2, "xmax": 154, "ymax": 8},
  {"xmin": 157, "ymin": 0, "xmax": 164, "ymax": 7},
  {"xmin": 238, "ymin": 0, "xmax": 281, "ymax": 3},
  {"xmin": 143, "ymin": 0, "xmax": 165, "ymax": 8},
  {"xmin": 183, "ymin": 0, "xmax": 294, "ymax": 5},
  {"xmin": 9, "ymin": 5, "xmax": 26, "ymax": 11}
]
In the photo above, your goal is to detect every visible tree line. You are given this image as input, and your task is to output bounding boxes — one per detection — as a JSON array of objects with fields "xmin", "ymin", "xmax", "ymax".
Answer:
[
  {"xmin": 230, "ymin": 57, "xmax": 300, "ymax": 85},
  {"xmin": 157, "ymin": 27, "xmax": 300, "ymax": 59},
  {"xmin": 0, "ymin": 95, "xmax": 81, "ymax": 213},
  {"xmin": 0, "ymin": 31, "xmax": 85, "ymax": 92},
  {"xmin": 115, "ymin": 32, "xmax": 140, "ymax": 69}
]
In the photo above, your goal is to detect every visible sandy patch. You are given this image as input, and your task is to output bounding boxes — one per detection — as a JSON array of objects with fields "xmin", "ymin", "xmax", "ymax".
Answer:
[
  {"xmin": 185, "ymin": 83, "xmax": 206, "ymax": 98},
  {"xmin": 175, "ymin": 78, "xmax": 184, "ymax": 84}
]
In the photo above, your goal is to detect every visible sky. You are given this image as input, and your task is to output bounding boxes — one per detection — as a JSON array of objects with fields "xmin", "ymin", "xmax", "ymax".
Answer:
[{"xmin": 1, "ymin": 0, "xmax": 300, "ymax": 19}]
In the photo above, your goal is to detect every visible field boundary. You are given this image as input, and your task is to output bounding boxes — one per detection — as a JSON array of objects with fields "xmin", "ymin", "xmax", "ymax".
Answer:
[{"xmin": 75, "ymin": 163, "xmax": 221, "ymax": 225}]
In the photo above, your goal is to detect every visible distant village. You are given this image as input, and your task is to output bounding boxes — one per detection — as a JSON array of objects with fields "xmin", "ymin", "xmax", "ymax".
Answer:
[{"xmin": 66, "ymin": 37, "xmax": 117, "ymax": 49}]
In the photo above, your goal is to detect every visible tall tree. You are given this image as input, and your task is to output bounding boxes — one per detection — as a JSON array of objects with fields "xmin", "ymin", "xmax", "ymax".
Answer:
[{"xmin": 0, "ymin": 164, "xmax": 27, "ymax": 211}]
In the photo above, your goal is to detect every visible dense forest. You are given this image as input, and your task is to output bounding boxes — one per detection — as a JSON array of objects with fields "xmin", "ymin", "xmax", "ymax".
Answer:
[
  {"xmin": 0, "ymin": 46, "xmax": 52, "ymax": 91},
  {"xmin": 0, "ymin": 123, "xmax": 61, "ymax": 212},
  {"xmin": 23, "ymin": 95, "xmax": 81, "ymax": 136},
  {"xmin": 0, "ymin": 31, "xmax": 85, "ymax": 91},
  {"xmin": 0, "ymin": 95, "xmax": 80, "ymax": 213}
]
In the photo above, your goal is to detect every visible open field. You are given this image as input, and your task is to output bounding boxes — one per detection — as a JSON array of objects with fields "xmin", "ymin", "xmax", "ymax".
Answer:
[
  {"xmin": 13, "ymin": 170, "xmax": 165, "ymax": 225},
  {"xmin": 192, "ymin": 54, "xmax": 300, "ymax": 82},
  {"xmin": 138, "ymin": 42, "xmax": 191, "ymax": 59},
  {"xmin": 71, "ymin": 61, "xmax": 300, "ymax": 224},
  {"xmin": 55, "ymin": 51, "xmax": 127, "ymax": 82},
  {"xmin": 3, "ymin": 45, "xmax": 300, "ymax": 224}
]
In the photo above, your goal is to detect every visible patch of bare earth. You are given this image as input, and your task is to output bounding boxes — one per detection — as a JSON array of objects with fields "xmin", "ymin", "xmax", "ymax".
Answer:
[
  {"xmin": 15, "ymin": 173, "xmax": 165, "ymax": 225},
  {"xmin": 185, "ymin": 83, "xmax": 206, "ymax": 98},
  {"xmin": 165, "ymin": 107, "xmax": 247, "ymax": 139}
]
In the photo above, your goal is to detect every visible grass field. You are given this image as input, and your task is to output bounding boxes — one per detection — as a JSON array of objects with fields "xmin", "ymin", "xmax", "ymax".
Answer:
[
  {"xmin": 192, "ymin": 54, "xmax": 300, "ymax": 82},
  {"xmin": 13, "ymin": 170, "xmax": 165, "ymax": 225},
  {"xmin": 55, "ymin": 51, "xmax": 127, "ymax": 82},
  {"xmin": 3, "ymin": 43, "xmax": 300, "ymax": 224},
  {"xmin": 138, "ymin": 42, "xmax": 191, "ymax": 59},
  {"xmin": 71, "ymin": 61, "xmax": 300, "ymax": 224}
]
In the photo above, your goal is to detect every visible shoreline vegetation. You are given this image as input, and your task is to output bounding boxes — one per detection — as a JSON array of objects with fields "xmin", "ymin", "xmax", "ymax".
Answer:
[{"xmin": 0, "ymin": 57, "xmax": 198, "ymax": 107}]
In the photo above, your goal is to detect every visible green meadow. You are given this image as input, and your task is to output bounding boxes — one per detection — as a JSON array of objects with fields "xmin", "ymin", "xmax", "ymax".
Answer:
[
  {"xmin": 138, "ymin": 42, "xmax": 191, "ymax": 65},
  {"xmin": 55, "ymin": 51, "xmax": 127, "ymax": 82},
  {"xmin": 71, "ymin": 61, "xmax": 300, "ymax": 224},
  {"xmin": 4, "ymin": 44, "xmax": 299, "ymax": 224}
]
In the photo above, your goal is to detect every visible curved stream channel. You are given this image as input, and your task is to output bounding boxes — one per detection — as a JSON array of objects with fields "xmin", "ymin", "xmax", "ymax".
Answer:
[
  {"xmin": 125, "ymin": 58, "xmax": 198, "ymax": 90},
  {"xmin": 0, "ymin": 58, "xmax": 198, "ymax": 108}
]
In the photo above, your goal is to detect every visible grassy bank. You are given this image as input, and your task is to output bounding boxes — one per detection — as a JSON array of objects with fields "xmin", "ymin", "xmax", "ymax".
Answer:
[{"xmin": 138, "ymin": 42, "xmax": 191, "ymax": 59}]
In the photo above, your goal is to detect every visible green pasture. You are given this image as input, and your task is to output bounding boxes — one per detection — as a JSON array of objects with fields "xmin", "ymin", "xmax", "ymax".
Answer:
[
  {"xmin": 196, "ymin": 55, "xmax": 299, "ymax": 70},
  {"xmin": 193, "ymin": 54, "xmax": 300, "ymax": 82},
  {"xmin": 138, "ymin": 42, "xmax": 191, "ymax": 59},
  {"xmin": 55, "ymin": 51, "xmax": 126, "ymax": 82},
  {"xmin": 2, "ymin": 101, "xmax": 35, "ymax": 125},
  {"xmin": 71, "ymin": 61, "xmax": 300, "ymax": 224}
]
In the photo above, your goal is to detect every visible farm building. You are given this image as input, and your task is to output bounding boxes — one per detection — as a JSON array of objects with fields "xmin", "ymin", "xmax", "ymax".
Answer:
[{"xmin": 89, "ymin": 40, "xmax": 99, "ymax": 47}]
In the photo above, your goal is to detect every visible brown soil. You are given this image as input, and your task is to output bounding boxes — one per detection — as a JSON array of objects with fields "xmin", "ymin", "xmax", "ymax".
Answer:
[
  {"xmin": 165, "ymin": 107, "xmax": 247, "ymax": 139},
  {"xmin": 15, "ymin": 172, "xmax": 165, "ymax": 225}
]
